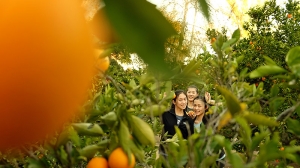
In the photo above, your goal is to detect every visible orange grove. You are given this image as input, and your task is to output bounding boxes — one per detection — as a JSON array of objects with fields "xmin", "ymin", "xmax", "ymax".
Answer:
[
  {"xmin": 87, "ymin": 157, "xmax": 109, "ymax": 168},
  {"xmin": 0, "ymin": 0, "xmax": 95, "ymax": 150},
  {"xmin": 108, "ymin": 147, "xmax": 135, "ymax": 168}
]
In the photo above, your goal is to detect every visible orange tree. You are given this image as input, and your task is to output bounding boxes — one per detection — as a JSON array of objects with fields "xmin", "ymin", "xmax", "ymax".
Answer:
[
  {"xmin": 232, "ymin": 0, "xmax": 300, "ymax": 147},
  {"xmin": 4, "ymin": 0, "xmax": 300, "ymax": 167}
]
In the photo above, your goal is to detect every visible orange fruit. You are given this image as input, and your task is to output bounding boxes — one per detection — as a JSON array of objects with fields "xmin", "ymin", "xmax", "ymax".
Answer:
[
  {"xmin": 87, "ymin": 157, "xmax": 109, "ymax": 168},
  {"xmin": 280, "ymin": 147, "xmax": 284, "ymax": 151},
  {"xmin": 96, "ymin": 56, "xmax": 110, "ymax": 73},
  {"xmin": 108, "ymin": 147, "xmax": 135, "ymax": 168},
  {"xmin": 287, "ymin": 13, "xmax": 292, "ymax": 18},
  {"xmin": 94, "ymin": 49, "xmax": 110, "ymax": 72},
  {"xmin": 262, "ymin": 77, "xmax": 266, "ymax": 81},
  {"xmin": 0, "ymin": 0, "xmax": 94, "ymax": 150},
  {"xmin": 210, "ymin": 37, "xmax": 216, "ymax": 44}
]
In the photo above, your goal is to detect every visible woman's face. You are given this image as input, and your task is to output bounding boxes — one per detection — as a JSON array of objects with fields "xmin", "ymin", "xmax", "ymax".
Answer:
[
  {"xmin": 193, "ymin": 99, "xmax": 206, "ymax": 116},
  {"xmin": 173, "ymin": 93, "xmax": 187, "ymax": 110},
  {"xmin": 187, "ymin": 88, "xmax": 198, "ymax": 102}
]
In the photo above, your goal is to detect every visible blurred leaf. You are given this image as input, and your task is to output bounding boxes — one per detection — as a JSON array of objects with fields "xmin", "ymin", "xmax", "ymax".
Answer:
[
  {"xmin": 100, "ymin": 111, "xmax": 117, "ymax": 127},
  {"xmin": 270, "ymin": 84, "xmax": 280, "ymax": 97},
  {"xmin": 249, "ymin": 102, "xmax": 262, "ymax": 112},
  {"xmin": 249, "ymin": 65, "xmax": 287, "ymax": 78},
  {"xmin": 263, "ymin": 56, "xmax": 277, "ymax": 65},
  {"xmin": 232, "ymin": 29, "xmax": 241, "ymax": 43},
  {"xmin": 79, "ymin": 144, "xmax": 103, "ymax": 159},
  {"xmin": 221, "ymin": 39, "xmax": 235, "ymax": 50},
  {"xmin": 164, "ymin": 81, "xmax": 172, "ymax": 93},
  {"xmin": 131, "ymin": 115, "xmax": 156, "ymax": 146},
  {"xmin": 55, "ymin": 129, "xmax": 70, "ymax": 148},
  {"xmin": 251, "ymin": 132, "xmax": 269, "ymax": 151},
  {"xmin": 239, "ymin": 67, "xmax": 248, "ymax": 77},
  {"xmin": 27, "ymin": 158, "xmax": 44, "ymax": 168},
  {"xmin": 235, "ymin": 117, "xmax": 251, "ymax": 151},
  {"xmin": 200, "ymin": 155, "xmax": 218, "ymax": 167},
  {"xmin": 128, "ymin": 140, "xmax": 145, "ymax": 162},
  {"xmin": 61, "ymin": 147, "xmax": 69, "ymax": 165},
  {"xmin": 68, "ymin": 127, "xmax": 81, "ymax": 147},
  {"xmin": 129, "ymin": 79, "xmax": 137, "ymax": 89},
  {"xmin": 286, "ymin": 118, "xmax": 300, "ymax": 135},
  {"xmin": 197, "ymin": 0, "xmax": 210, "ymax": 21},
  {"xmin": 103, "ymin": 0, "xmax": 176, "ymax": 76},
  {"xmin": 236, "ymin": 55, "xmax": 245, "ymax": 64},
  {"xmin": 243, "ymin": 112, "xmax": 278, "ymax": 127},
  {"xmin": 218, "ymin": 111, "xmax": 232, "ymax": 130},
  {"xmin": 119, "ymin": 121, "xmax": 131, "ymax": 150},
  {"xmin": 72, "ymin": 123, "xmax": 104, "ymax": 136},
  {"xmin": 270, "ymin": 97, "xmax": 285, "ymax": 113},
  {"xmin": 230, "ymin": 153, "xmax": 245, "ymax": 168},
  {"xmin": 257, "ymin": 138, "xmax": 281, "ymax": 164},
  {"xmin": 142, "ymin": 104, "xmax": 168, "ymax": 116},
  {"xmin": 216, "ymin": 86, "xmax": 241, "ymax": 115},
  {"xmin": 286, "ymin": 46, "xmax": 300, "ymax": 77}
]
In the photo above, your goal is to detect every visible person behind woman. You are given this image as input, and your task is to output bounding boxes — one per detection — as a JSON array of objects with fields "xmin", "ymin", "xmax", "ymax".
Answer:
[
  {"xmin": 160, "ymin": 90, "xmax": 194, "ymax": 157},
  {"xmin": 186, "ymin": 85, "xmax": 215, "ymax": 114},
  {"xmin": 193, "ymin": 96, "xmax": 226, "ymax": 168}
]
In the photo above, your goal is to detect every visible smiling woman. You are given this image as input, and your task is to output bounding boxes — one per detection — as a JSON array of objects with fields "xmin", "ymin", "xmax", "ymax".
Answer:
[
  {"xmin": 159, "ymin": 90, "xmax": 194, "ymax": 164},
  {"xmin": 0, "ymin": 0, "xmax": 95, "ymax": 150}
]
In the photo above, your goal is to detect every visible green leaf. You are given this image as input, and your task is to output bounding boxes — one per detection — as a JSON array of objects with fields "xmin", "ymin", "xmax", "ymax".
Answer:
[
  {"xmin": 251, "ymin": 132, "xmax": 269, "ymax": 151},
  {"xmin": 270, "ymin": 97, "xmax": 285, "ymax": 112},
  {"xmin": 119, "ymin": 121, "xmax": 131, "ymax": 151},
  {"xmin": 249, "ymin": 65, "xmax": 287, "ymax": 78},
  {"xmin": 239, "ymin": 67, "xmax": 249, "ymax": 77},
  {"xmin": 128, "ymin": 140, "xmax": 145, "ymax": 161},
  {"xmin": 103, "ymin": 0, "xmax": 176, "ymax": 76},
  {"xmin": 243, "ymin": 112, "xmax": 278, "ymax": 127},
  {"xmin": 286, "ymin": 46, "xmax": 300, "ymax": 76},
  {"xmin": 257, "ymin": 138, "xmax": 281, "ymax": 163},
  {"xmin": 231, "ymin": 29, "xmax": 241, "ymax": 43},
  {"xmin": 72, "ymin": 123, "xmax": 104, "ymax": 136},
  {"xmin": 270, "ymin": 84, "xmax": 280, "ymax": 97},
  {"xmin": 197, "ymin": 0, "xmax": 210, "ymax": 21},
  {"xmin": 200, "ymin": 155, "xmax": 218, "ymax": 167},
  {"xmin": 249, "ymin": 102, "xmax": 262, "ymax": 112},
  {"xmin": 286, "ymin": 118, "xmax": 300, "ymax": 135},
  {"xmin": 100, "ymin": 111, "xmax": 117, "ymax": 127},
  {"xmin": 263, "ymin": 56, "xmax": 277, "ymax": 65},
  {"xmin": 230, "ymin": 153, "xmax": 245, "ymax": 168},
  {"xmin": 221, "ymin": 39, "xmax": 236, "ymax": 50},
  {"xmin": 142, "ymin": 104, "xmax": 168, "ymax": 116},
  {"xmin": 216, "ymin": 86, "xmax": 241, "ymax": 115},
  {"xmin": 235, "ymin": 117, "xmax": 251, "ymax": 151},
  {"xmin": 164, "ymin": 81, "xmax": 172, "ymax": 93},
  {"xmin": 129, "ymin": 79, "xmax": 137, "ymax": 89},
  {"xmin": 27, "ymin": 158, "xmax": 44, "ymax": 168},
  {"xmin": 236, "ymin": 55, "xmax": 245, "ymax": 64},
  {"xmin": 131, "ymin": 115, "xmax": 156, "ymax": 146},
  {"xmin": 79, "ymin": 144, "xmax": 104, "ymax": 159}
]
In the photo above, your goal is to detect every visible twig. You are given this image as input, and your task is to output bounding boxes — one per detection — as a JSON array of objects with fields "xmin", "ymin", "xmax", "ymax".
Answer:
[{"xmin": 276, "ymin": 101, "xmax": 300, "ymax": 122}]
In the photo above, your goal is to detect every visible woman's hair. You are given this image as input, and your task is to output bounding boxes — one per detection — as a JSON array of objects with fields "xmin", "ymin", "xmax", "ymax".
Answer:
[
  {"xmin": 170, "ymin": 90, "xmax": 187, "ymax": 109},
  {"xmin": 187, "ymin": 85, "xmax": 199, "ymax": 94},
  {"xmin": 193, "ymin": 96, "xmax": 209, "ymax": 112}
]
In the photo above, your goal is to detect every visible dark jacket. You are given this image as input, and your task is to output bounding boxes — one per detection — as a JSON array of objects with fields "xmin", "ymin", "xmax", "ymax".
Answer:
[{"xmin": 161, "ymin": 108, "xmax": 194, "ymax": 140}]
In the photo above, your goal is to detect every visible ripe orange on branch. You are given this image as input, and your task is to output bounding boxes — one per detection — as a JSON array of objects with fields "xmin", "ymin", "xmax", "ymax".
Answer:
[
  {"xmin": 87, "ymin": 157, "xmax": 109, "ymax": 168},
  {"xmin": 108, "ymin": 147, "xmax": 135, "ymax": 168},
  {"xmin": 0, "ymin": 0, "xmax": 95, "ymax": 150}
]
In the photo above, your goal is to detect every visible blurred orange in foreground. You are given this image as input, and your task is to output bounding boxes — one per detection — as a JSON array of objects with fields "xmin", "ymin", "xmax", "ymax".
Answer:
[{"xmin": 0, "ymin": 0, "xmax": 95, "ymax": 150}]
